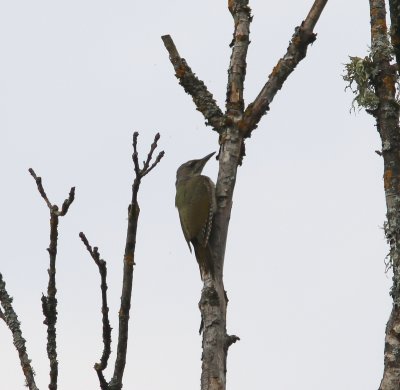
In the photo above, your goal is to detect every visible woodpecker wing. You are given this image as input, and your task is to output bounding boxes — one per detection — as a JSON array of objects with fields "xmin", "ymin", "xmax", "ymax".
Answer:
[
  {"xmin": 177, "ymin": 212, "xmax": 193, "ymax": 252},
  {"xmin": 175, "ymin": 175, "xmax": 215, "ymax": 249},
  {"xmin": 175, "ymin": 180, "xmax": 193, "ymax": 251}
]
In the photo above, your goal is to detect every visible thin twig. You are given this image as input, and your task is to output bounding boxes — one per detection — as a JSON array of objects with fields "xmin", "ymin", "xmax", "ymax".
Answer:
[
  {"xmin": 142, "ymin": 133, "xmax": 160, "ymax": 171},
  {"xmin": 142, "ymin": 150, "xmax": 165, "ymax": 177},
  {"xmin": 132, "ymin": 132, "xmax": 165, "ymax": 178},
  {"xmin": 28, "ymin": 168, "xmax": 52, "ymax": 209},
  {"xmin": 132, "ymin": 132, "xmax": 140, "ymax": 177},
  {"xmin": 59, "ymin": 187, "xmax": 75, "ymax": 216},
  {"xmin": 29, "ymin": 168, "xmax": 75, "ymax": 216},
  {"xmin": 108, "ymin": 132, "xmax": 164, "ymax": 390},
  {"xmin": 239, "ymin": 0, "xmax": 328, "ymax": 136},
  {"xmin": 161, "ymin": 35, "xmax": 226, "ymax": 132},
  {"xmin": 29, "ymin": 168, "xmax": 75, "ymax": 390},
  {"xmin": 0, "ymin": 273, "xmax": 39, "ymax": 390},
  {"xmin": 79, "ymin": 232, "xmax": 111, "ymax": 390}
]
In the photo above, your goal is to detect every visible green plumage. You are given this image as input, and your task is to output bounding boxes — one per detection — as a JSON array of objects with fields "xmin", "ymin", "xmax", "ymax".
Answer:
[{"xmin": 175, "ymin": 153, "xmax": 216, "ymax": 279}]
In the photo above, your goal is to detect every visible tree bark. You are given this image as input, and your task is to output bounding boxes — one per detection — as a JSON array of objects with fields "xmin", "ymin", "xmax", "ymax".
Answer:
[
  {"xmin": 367, "ymin": 1, "xmax": 400, "ymax": 389},
  {"xmin": 29, "ymin": 169, "xmax": 75, "ymax": 390},
  {"xmin": 108, "ymin": 133, "xmax": 164, "ymax": 390},
  {"xmin": 163, "ymin": 1, "xmax": 327, "ymax": 389},
  {"xmin": 0, "ymin": 273, "xmax": 39, "ymax": 390}
]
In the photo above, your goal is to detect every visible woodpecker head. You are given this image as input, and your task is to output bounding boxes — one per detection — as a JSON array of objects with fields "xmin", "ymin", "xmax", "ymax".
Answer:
[{"xmin": 176, "ymin": 152, "xmax": 215, "ymax": 184}]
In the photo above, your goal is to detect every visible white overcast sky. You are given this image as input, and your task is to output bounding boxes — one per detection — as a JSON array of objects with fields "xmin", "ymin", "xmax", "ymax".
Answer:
[{"xmin": 0, "ymin": 1, "xmax": 390, "ymax": 389}]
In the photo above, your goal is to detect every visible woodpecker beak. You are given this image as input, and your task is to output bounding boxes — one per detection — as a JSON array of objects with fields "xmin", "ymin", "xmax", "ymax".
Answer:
[
  {"xmin": 196, "ymin": 152, "xmax": 215, "ymax": 174},
  {"xmin": 201, "ymin": 152, "xmax": 216, "ymax": 163},
  {"xmin": 197, "ymin": 152, "xmax": 216, "ymax": 171}
]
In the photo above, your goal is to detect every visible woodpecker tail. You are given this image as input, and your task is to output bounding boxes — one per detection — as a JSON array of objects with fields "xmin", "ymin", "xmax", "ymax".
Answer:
[{"xmin": 193, "ymin": 240, "xmax": 214, "ymax": 280}]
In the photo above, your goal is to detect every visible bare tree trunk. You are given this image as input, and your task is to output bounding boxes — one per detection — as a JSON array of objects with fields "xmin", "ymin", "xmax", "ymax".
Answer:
[
  {"xmin": 345, "ymin": 1, "xmax": 400, "ymax": 387},
  {"xmin": 367, "ymin": 1, "xmax": 400, "ymax": 389},
  {"xmin": 163, "ymin": 1, "xmax": 327, "ymax": 389},
  {"xmin": 199, "ymin": 129, "xmax": 242, "ymax": 390}
]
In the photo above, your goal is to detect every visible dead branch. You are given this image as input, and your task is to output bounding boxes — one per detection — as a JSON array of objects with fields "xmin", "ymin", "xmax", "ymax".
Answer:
[
  {"xmin": 163, "ymin": 1, "xmax": 327, "ymax": 390},
  {"xmin": 79, "ymin": 232, "xmax": 111, "ymax": 390},
  {"xmin": 161, "ymin": 35, "xmax": 226, "ymax": 131},
  {"xmin": 0, "ymin": 273, "xmax": 39, "ymax": 390},
  {"xmin": 108, "ymin": 132, "xmax": 164, "ymax": 390},
  {"xmin": 389, "ymin": 0, "xmax": 400, "ymax": 68},
  {"xmin": 226, "ymin": 0, "xmax": 252, "ymax": 117},
  {"xmin": 239, "ymin": 0, "xmax": 327, "ymax": 136},
  {"xmin": 303, "ymin": 0, "xmax": 328, "ymax": 31},
  {"xmin": 29, "ymin": 168, "xmax": 75, "ymax": 390}
]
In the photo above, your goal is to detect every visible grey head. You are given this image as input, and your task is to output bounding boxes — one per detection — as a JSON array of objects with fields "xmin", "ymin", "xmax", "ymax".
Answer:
[{"xmin": 176, "ymin": 152, "xmax": 215, "ymax": 184}]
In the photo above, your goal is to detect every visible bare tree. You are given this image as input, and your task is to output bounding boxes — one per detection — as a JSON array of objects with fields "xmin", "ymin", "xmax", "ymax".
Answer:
[
  {"xmin": 0, "ymin": 133, "xmax": 163, "ymax": 390},
  {"xmin": 344, "ymin": 1, "xmax": 400, "ymax": 389},
  {"xmin": 0, "ymin": 169, "xmax": 75, "ymax": 390},
  {"xmin": 1, "ymin": 1, "xmax": 329, "ymax": 388},
  {"xmin": 163, "ymin": 1, "xmax": 327, "ymax": 389}
]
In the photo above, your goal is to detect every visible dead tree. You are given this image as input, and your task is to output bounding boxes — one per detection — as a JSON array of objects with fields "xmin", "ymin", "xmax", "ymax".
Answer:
[
  {"xmin": 344, "ymin": 1, "xmax": 400, "ymax": 389},
  {"xmin": 0, "ymin": 133, "xmax": 163, "ymax": 390},
  {"xmin": 0, "ymin": 169, "xmax": 75, "ymax": 390},
  {"xmin": 163, "ymin": 1, "xmax": 327, "ymax": 389}
]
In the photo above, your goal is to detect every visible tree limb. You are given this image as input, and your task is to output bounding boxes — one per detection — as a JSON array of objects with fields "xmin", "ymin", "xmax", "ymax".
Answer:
[
  {"xmin": 239, "ymin": 0, "xmax": 328, "ymax": 136},
  {"xmin": 302, "ymin": 0, "xmax": 328, "ymax": 31},
  {"xmin": 79, "ymin": 232, "xmax": 111, "ymax": 390},
  {"xmin": 161, "ymin": 35, "xmax": 226, "ymax": 132},
  {"xmin": 0, "ymin": 273, "xmax": 39, "ymax": 390},
  {"xmin": 108, "ymin": 132, "xmax": 164, "ymax": 390},
  {"xmin": 164, "ymin": 2, "xmax": 328, "ymax": 389},
  {"xmin": 226, "ymin": 0, "xmax": 252, "ymax": 117},
  {"xmin": 389, "ymin": 0, "xmax": 400, "ymax": 67},
  {"xmin": 29, "ymin": 168, "xmax": 75, "ymax": 390}
]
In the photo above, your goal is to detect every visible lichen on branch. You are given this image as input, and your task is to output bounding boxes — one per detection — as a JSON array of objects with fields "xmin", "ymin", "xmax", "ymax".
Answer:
[{"xmin": 343, "ymin": 55, "xmax": 380, "ymax": 111}]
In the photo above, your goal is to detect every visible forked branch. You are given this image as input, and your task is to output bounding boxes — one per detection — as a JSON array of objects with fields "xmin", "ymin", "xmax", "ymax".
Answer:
[
  {"xmin": 107, "ymin": 132, "xmax": 164, "ymax": 390},
  {"xmin": 29, "ymin": 168, "xmax": 75, "ymax": 390},
  {"xmin": 239, "ymin": 0, "xmax": 328, "ymax": 136},
  {"xmin": 162, "ymin": 2, "xmax": 328, "ymax": 390}
]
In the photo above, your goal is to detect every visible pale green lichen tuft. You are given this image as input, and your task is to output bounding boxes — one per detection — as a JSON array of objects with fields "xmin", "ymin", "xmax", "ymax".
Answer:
[
  {"xmin": 344, "ymin": 36, "xmax": 399, "ymax": 112},
  {"xmin": 343, "ymin": 55, "xmax": 380, "ymax": 112}
]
